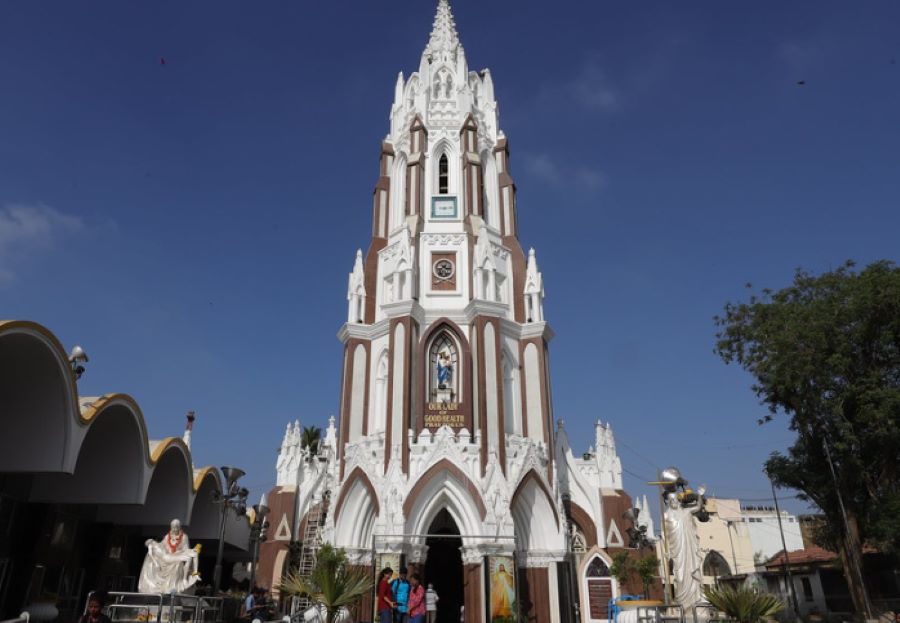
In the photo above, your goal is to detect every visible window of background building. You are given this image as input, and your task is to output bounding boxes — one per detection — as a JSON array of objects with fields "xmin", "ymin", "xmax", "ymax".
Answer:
[{"xmin": 801, "ymin": 577, "xmax": 814, "ymax": 601}]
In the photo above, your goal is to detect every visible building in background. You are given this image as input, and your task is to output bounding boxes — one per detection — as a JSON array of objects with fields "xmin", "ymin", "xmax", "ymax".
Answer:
[
  {"xmin": 694, "ymin": 498, "xmax": 755, "ymax": 589},
  {"xmin": 740, "ymin": 505, "xmax": 804, "ymax": 563},
  {"xmin": 0, "ymin": 320, "xmax": 250, "ymax": 620}
]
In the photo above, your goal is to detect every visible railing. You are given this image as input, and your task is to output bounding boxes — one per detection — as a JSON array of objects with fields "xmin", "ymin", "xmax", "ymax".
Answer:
[
  {"xmin": 631, "ymin": 604, "xmax": 685, "ymax": 623},
  {"xmin": 288, "ymin": 603, "xmax": 350, "ymax": 623},
  {"xmin": 87, "ymin": 591, "xmax": 224, "ymax": 623},
  {"xmin": 2, "ymin": 603, "xmax": 59, "ymax": 623},
  {"xmin": 692, "ymin": 604, "xmax": 735, "ymax": 623}
]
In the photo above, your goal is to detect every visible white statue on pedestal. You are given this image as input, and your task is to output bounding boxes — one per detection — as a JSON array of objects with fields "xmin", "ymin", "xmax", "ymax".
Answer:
[
  {"xmin": 138, "ymin": 519, "xmax": 201, "ymax": 594},
  {"xmin": 664, "ymin": 492, "xmax": 704, "ymax": 609}
]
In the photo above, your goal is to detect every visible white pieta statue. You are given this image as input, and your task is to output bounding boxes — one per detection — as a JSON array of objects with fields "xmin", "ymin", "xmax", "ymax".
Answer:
[{"xmin": 138, "ymin": 519, "xmax": 201, "ymax": 594}]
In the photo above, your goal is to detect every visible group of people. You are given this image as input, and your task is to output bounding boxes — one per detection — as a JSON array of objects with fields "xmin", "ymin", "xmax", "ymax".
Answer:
[
  {"xmin": 243, "ymin": 586, "xmax": 273, "ymax": 622},
  {"xmin": 377, "ymin": 567, "xmax": 439, "ymax": 623}
]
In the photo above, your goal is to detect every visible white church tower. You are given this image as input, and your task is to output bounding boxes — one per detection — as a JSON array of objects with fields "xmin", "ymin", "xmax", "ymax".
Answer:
[
  {"xmin": 337, "ymin": 0, "xmax": 553, "ymax": 508},
  {"xmin": 259, "ymin": 4, "xmax": 657, "ymax": 621}
]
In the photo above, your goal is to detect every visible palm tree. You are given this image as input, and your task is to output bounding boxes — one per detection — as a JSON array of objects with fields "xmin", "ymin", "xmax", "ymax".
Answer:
[
  {"xmin": 702, "ymin": 586, "xmax": 784, "ymax": 623},
  {"xmin": 277, "ymin": 544, "xmax": 372, "ymax": 623},
  {"xmin": 300, "ymin": 425, "xmax": 322, "ymax": 457}
]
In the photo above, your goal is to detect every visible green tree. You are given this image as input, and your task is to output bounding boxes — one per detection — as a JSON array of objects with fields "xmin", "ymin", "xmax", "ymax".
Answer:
[
  {"xmin": 609, "ymin": 551, "xmax": 632, "ymax": 588},
  {"xmin": 301, "ymin": 425, "xmax": 322, "ymax": 456},
  {"xmin": 634, "ymin": 555, "xmax": 659, "ymax": 599},
  {"xmin": 277, "ymin": 544, "xmax": 372, "ymax": 623},
  {"xmin": 715, "ymin": 260, "xmax": 900, "ymax": 619},
  {"xmin": 702, "ymin": 586, "xmax": 783, "ymax": 623}
]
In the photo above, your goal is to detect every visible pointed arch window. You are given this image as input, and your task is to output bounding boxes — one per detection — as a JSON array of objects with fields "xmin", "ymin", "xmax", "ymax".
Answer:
[
  {"xmin": 372, "ymin": 351, "xmax": 389, "ymax": 434},
  {"xmin": 502, "ymin": 351, "xmax": 520, "ymax": 436},
  {"xmin": 587, "ymin": 557, "xmax": 610, "ymax": 578},
  {"xmin": 438, "ymin": 154, "xmax": 449, "ymax": 194}
]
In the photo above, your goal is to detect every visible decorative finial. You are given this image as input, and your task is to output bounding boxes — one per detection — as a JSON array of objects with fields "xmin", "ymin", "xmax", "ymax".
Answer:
[{"xmin": 424, "ymin": 0, "xmax": 461, "ymax": 57}]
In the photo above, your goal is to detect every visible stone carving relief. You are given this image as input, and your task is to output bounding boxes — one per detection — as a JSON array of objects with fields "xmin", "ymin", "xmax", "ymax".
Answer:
[{"xmin": 420, "ymin": 233, "xmax": 466, "ymax": 248}]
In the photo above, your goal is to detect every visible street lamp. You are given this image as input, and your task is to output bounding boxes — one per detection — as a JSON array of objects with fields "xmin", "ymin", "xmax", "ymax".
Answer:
[
  {"xmin": 212, "ymin": 466, "xmax": 248, "ymax": 593},
  {"xmin": 68, "ymin": 345, "xmax": 89, "ymax": 380},
  {"xmin": 622, "ymin": 507, "xmax": 651, "ymax": 550},
  {"xmin": 248, "ymin": 494, "xmax": 270, "ymax": 592}
]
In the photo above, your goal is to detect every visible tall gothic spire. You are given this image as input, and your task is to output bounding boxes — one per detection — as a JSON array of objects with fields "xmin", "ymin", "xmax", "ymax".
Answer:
[{"xmin": 424, "ymin": 0, "xmax": 461, "ymax": 57}]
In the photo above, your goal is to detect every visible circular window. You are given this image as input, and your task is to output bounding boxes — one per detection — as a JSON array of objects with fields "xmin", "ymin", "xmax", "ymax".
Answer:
[{"xmin": 433, "ymin": 258, "xmax": 455, "ymax": 281}]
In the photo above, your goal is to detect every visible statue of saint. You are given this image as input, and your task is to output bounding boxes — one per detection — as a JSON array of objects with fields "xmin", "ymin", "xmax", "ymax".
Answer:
[
  {"xmin": 436, "ymin": 351, "xmax": 452, "ymax": 390},
  {"xmin": 663, "ymin": 492, "xmax": 704, "ymax": 609},
  {"xmin": 138, "ymin": 519, "xmax": 201, "ymax": 594}
]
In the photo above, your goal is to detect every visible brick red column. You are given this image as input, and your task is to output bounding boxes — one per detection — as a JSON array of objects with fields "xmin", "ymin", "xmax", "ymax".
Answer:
[{"xmin": 463, "ymin": 563, "xmax": 483, "ymax": 623}]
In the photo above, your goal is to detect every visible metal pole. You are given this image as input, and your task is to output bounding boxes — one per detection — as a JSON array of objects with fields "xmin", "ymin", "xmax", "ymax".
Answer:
[
  {"xmin": 770, "ymin": 480, "xmax": 800, "ymax": 620},
  {"xmin": 822, "ymin": 437, "xmax": 874, "ymax": 620},
  {"xmin": 248, "ymin": 526, "xmax": 259, "ymax": 592},
  {"xmin": 213, "ymin": 501, "xmax": 228, "ymax": 593},
  {"xmin": 374, "ymin": 533, "xmax": 517, "ymax": 540},
  {"xmin": 725, "ymin": 521, "xmax": 739, "ymax": 575},
  {"xmin": 290, "ymin": 450, "xmax": 304, "ymax": 541},
  {"xmin": 658, "ymin": 487, "xmax": 672, "ymax": 606}
]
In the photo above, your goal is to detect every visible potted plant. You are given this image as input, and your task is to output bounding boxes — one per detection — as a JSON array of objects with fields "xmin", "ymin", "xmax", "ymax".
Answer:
[
  {"xmin": 702, "ymin": 586, "xmax": 784, "ymax": 623},
  {"xmin": 277, "ymin": 544, "xmax": 372, "ymax": 623}
]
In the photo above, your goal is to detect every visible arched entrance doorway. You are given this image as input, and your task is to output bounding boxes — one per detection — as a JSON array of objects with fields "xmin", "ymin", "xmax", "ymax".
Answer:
[{"xmin": 424, "ymin": 509, "xmax": 463, "ymax": 623}]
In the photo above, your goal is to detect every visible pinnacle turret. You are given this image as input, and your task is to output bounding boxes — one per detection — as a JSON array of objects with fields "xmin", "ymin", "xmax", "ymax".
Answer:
[{"xmin": 424, "ymin": 0, "xmax": 461, "ymax": 58}]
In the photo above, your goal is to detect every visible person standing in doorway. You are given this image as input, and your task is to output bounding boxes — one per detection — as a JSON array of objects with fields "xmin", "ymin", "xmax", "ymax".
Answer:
[
  {"xmin": 377, "ymin": 568, "xmax": 395, "ymax": 623},
  {"xmin": 391, "ymin": 567, "xmax": 411, "ymax": 623},
  {"xmin": 425, "ymin": 583, "xmax": 439, "ymax": 623},
  {"xmin": 407, "ymin": 574, "xmax": 426, "ymax": 623}
]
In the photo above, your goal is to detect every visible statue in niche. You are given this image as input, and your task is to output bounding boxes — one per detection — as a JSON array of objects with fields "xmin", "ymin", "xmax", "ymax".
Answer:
[
  {"xmin": 437, "ymin": 350, "xmax": 452, "ymax": 389},
  {"xmin": 138, "ymin": 519, "xmax": 201, "ymax": 594},
  {"xmin": 430, "ymin": 333, "xmax": 459, "ymax": 404}
]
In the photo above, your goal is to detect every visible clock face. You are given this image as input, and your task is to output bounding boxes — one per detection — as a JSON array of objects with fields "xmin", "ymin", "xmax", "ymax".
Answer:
[
  {"xmin": 433, "ymin": 258, "xmax": 455, "ymax": 280},
  {"xmin": 431, "ymin": 196, "xmax": 458, "ymax": 219}
]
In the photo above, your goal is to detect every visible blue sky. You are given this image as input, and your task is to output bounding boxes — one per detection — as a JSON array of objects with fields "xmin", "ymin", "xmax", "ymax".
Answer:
[{"xmin": 2, "ymin": 1, "xmax": 898, "ymax": 518}]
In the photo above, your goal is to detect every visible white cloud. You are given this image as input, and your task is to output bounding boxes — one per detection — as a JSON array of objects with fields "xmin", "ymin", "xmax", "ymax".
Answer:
[
  {"xmin": 523, "ymin": 153, "xmax": 562, "ymax": 185},
  {"xmin": 568, "ymin": 58, "xmax": 620, "ymax": 111},
  {"xmin": 0, "ymin": 203, "xmax": 84, "ymax": 284},
  {"xmin": 521, "ymin": 153, "xmax": 608, "ymax": 192},
  {"xmin": 533, "ymin": 53, "xmax": 622, "ymax": 114},
  {"xmin": 574, "ymin": 167, "xmax": 608, "ymax": 190}
]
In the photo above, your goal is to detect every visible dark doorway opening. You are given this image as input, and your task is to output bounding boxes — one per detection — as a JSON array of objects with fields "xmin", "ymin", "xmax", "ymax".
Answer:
[{"xmin": 424, "ymin": 509, "xmax": 463, "ymax": 623}]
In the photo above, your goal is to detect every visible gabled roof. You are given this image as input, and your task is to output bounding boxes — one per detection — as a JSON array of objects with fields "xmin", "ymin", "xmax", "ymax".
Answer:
[{"xmin": 764, "ymin": 545, "xmax": 877, "ymax": 569}]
